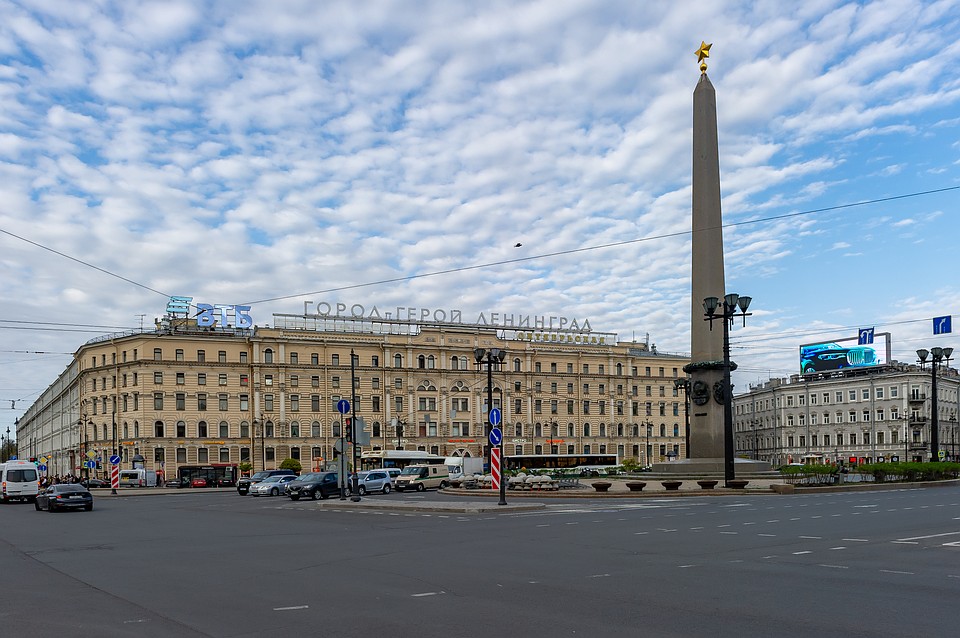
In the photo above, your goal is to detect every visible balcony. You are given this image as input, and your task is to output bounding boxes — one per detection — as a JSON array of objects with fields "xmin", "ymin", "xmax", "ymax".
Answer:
[{"xmin": 907, "ymin": 392, "xmax": 927, "ymax": 403}]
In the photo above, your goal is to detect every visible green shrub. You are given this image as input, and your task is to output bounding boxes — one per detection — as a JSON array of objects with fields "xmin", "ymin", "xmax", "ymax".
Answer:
[{"xmin": 279, "ymin": 458, "xmax": 302, "ymax": 473}]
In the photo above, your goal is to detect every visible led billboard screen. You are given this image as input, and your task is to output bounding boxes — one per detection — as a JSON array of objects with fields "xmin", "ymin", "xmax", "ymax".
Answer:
[{"xmin": 799, "ymin": 335, "xmax": 887, "ymax": 375}]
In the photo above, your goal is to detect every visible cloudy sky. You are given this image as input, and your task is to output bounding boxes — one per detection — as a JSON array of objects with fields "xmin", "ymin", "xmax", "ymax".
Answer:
[{"xmin": 2, "ymin": 0, "xmax": 959, "ymax": 438}]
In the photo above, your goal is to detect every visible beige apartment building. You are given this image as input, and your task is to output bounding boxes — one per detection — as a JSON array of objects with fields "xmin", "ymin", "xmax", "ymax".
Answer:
[{"xmin": 17, "ymin": 310, "xmax": 690, "ymax": 479}]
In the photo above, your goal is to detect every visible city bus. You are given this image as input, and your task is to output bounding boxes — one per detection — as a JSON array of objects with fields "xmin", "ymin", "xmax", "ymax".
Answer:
[
  {"xmin": 359, "ymin": 450, "xmax": 446, "ymax": 471},
  {"xmin": 176, "ymin": 463, "xmax": 239, "ymax": 487},
  {"xmin": 504, "ymin": 453, "xmax": 619, "ymax": 473}
]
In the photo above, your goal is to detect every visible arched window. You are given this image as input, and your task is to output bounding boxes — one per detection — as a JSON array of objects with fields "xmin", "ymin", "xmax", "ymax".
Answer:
[
  {"xmin": 418, "ymin": 355, "xmax": 426, "ymax": 369},
  {"xmin": 372, "ymin": 421, "xmax": 381, "ymax": 437},
  {"xmin": 599, "ymin": 423, "xmax": 606, "ymax": 437},
  {"xmin": 123, "ymin": 423, "xmax": 129, "ymax": 438},
  {"xmin": 450, "ymin": 356, "xmax": 460, "ymax": 370},
  {"xmin": 534, "ymin": 423, "xmax": 542, "ymax": 437},
  {"xmin": 290, "ymin": 421, "xmax": 300, "ymax": 437},
  {"xmin": 312, "ymin": 421, "xmax": 321, "ymax": 437},
  {"xmin": 617, "ymin": 423, "xmax": 624, "ymax": 436},
  {"xmin": 616, "ymin": 363, "xmax": 623, "ymax": 375},
  {"xmin": 568, "ymin": 423, "xmax": 575, "ymax": 437},
  {"xmin": 515, "ymin": 423, "xmax": 523, "ymax": 436},
  {"xmin": 219, "ymin": 421, "xmax": 229, "ymax": 437},
  {"xmin": 198, "ymin": 421, "xmax": 208, "ymax": 437},
  {"xmin": 265, "ymin": 421, "xmax": 274, "ymax": 437},
  {"xmin": 660, "ymin": 423, "xmax": 666, "ymax": 437},
  {"xmin": 155, "ymin": 421, "xmax": 164, "ymax": 437},
  {"xmin": 513, "ymin": 358, "xmax": 521, "ymax": 372},
  {"xmin": 394, "ymin": 354, "xmax": 403, "ymax": 368},
  {"xmin": 176, "ymin": 421, "xmax": 186, "ymax": 437},
  {"xmin": 427, "ymin": 355, "xmax": 436, "ymax": 369},
  {"xmin": 584, "ymin": 423, "xmax": 591, "ymax": 437},
  {"xmin": 264, "ymin": 348, "xmax": 274, "ymax": 363}
]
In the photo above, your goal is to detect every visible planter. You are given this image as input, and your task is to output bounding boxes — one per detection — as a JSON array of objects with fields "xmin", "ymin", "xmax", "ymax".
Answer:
[
  {"xmin": 697, "ymin": 480, "xmax": 718, "ymax": 490},
  {"xmin": 625, "ymin": 481, "xmax": 647, "ymax": 492},
  {"xmin": 591, "ymin": 481, "xmax": 613, "ymax": 492},
  {"xmin": 661, "ymin": 481, "xmax": 682, "ymax": 491},
  {"xmin": 727, "ymin": 479, "xmax": 749, "ymax": 489}
]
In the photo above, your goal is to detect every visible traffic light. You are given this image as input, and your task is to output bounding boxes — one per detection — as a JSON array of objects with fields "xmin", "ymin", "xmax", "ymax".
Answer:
[
  {"xmin": 396, "ymin": 423, "xmax": 403, "ymax": 437},
  {"xmin": 344, "ymin": 417, "xmax": 353, "ymax": 443}
]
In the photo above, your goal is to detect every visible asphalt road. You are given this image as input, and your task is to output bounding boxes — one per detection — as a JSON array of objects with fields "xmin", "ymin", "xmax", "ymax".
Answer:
[{"xmin": 1, "ymin": 485, "xmax": 958, "ymax": 637}]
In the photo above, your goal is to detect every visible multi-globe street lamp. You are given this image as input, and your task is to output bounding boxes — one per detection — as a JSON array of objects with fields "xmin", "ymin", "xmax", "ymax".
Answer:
[
  {"xmin": 673, "ymin": 377, "xmax": 691, "ymax": 459},
  {"xmin": 474, "ymin": 347, "xmax": 506, "ymax": 506},
  {"xmin": 702, "ymin": 293, "xmax": 752, "ymax": 486},
  {"xmin": 916, "ymin": 346, "xmax": 953, "ymax": 462}
]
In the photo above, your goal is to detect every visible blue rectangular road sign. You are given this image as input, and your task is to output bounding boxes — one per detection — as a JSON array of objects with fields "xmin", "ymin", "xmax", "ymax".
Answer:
[
  {"xmin": 858, "ymin": 327, "xmax": 875, "ymax": 345},
  {"xmin": 933, "ymin": 316, "xmax": 952, "ymax": 335}
]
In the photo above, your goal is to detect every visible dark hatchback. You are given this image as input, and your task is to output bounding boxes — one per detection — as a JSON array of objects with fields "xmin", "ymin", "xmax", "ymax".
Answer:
[
  {"xmin": 236, "ymin": 469, "xmax": 296, "ymax": 495},
  {"xmin": 35, "ymin": 484, "xmax": 94, "ymax": 512},
  {"xmin": 286, "ymin": 472, "xmax": 341, "ymax": 500}
]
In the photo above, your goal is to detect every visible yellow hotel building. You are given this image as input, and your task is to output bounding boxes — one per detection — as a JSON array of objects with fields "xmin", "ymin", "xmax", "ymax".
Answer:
[{"xmin": 17, "ymin": 308, "xmax": 690, "ymax": 479}]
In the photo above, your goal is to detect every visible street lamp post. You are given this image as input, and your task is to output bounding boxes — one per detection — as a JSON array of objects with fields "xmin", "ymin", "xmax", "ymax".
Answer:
[
  {"xmin": 673, "ymin": 378, "xmax": 691, "ymax": 458},
  {"xmin": 644, "ymin": 420, "xmax": 653, "ymax": 467},
  {"xmin": 474, "ymin": 347, "xmax": 506, "ymax": 506},
  {"xmin": 702, "ymin": 293, "xmax": 752, "ymax": 486},
  {"xmin": 916, "ymin": 347, "xmax": 953, "ymax": 462},
  {"xmin": 2, "ymin": 425, "xmax": 8, "ymax": 462}
]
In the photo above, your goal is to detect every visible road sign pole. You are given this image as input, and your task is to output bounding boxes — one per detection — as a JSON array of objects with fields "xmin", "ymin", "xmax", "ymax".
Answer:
[
  {"xmin": 491, "ymin": 447, "xmax": 500, "ymax": 491},
  {"xmin": 489, "ymin": 408, "xmax": 507, "ymax": 506},
  {"xmin": 350, "ymin": 349, "xmax": 361, "ymax": 502},
  {"xmin": 110, "ymin": 464, "xmax": 119, "ymax": 495}
]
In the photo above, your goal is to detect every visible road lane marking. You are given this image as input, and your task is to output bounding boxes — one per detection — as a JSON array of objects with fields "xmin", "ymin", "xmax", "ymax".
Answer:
[
  {"xmin": 799, "ymin": 536, "xmax": 822, "ymax": 539},
  {"xmin": 880, "ymin": 570, "xmax": 914, "ymax": 575},
  {"xmin": 819, "ymin": 564, "xmax": 848, "ymax": 569},
  {"xmin": 720, "ymin": 531, "xmax": 738, "ymax": 535},
  {"xmin": 792, "ymin": 551, "xmax": 812, "ymax": 555},
  {"xmin": 758, "ymin": 533, "xmax": 776, "ymax": 537},
  {"xmin": 274, "ymin": 605, "xmax": 309, "ymax": 611},
  {"xmin": 842, "ymin": 538, "xmax": 869, "ymax": 542},
  {"xmin": 895, "ymin": 531, "xmax": 960, "ymax": 542},
  {"xmin": 677, "ymin": 565, "xmax": 696, "ymax": 568},
  {"xmin": 411, "ymin": 591, "xmax": 445, "ymax": 597},
  {"xmin": 830, "ymin": 547, "xmax": 846, "ymax": 550}
]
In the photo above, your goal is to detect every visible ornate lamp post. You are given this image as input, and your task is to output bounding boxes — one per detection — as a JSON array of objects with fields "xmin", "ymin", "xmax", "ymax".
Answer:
[
  {"xmin": 702, "ymin": 293, "xmax": 752, "ymax": 486},
  {"xmin": 474, "ymin": 347, "xmax": 506, "ymax": 506},
  {"xmin": 916, "ymin": 347, "xmax": 953, "ymax": 462},
  {"xmin": 391, "ymin": 417, "xmax": 404, "ymax": 451},
  {"xmin": 673, "ymin": 378, "xmax": 691, "ymax": 458}
]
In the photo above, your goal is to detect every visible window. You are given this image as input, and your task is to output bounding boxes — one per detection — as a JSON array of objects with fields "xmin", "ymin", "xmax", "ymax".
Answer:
[
  {"xmin": 290, "ymin": 395, "xmax": 300, "ymax": 412},
  {"xmin": 238, "ymin": 374, "xmax": 247, "ymax": 386},
  {"xmin": 198, "ymin": 373, "xmax": 206, "ymax": 386},
  {"xmin": 290, "ymin": 375, "xmax": 299, "ymax": 387},
  {"xmin": 239, "ymin": 352, "xmax": 247, "ymax": 364},
  {"xmin": 264, "ymin": 394, "xmax": 274, "ymax": 411},
  {"xmin": 155, "ymin": 421, "xmax": 164, "ymax": 437},
  {"xmin": 196, "ymin": 349, "xmax": 205, "ymax": 363},
  {"xmin": 311, "ymin": 353, "xmax": 319, "ymax": 365},
  {"xmin": 849, "ymin": 390, "xmax": 857, "ymax": 401},
  {"xmin": 176, "ymin": 372, "xmax": 185, "ymax": 385},
  {"xmin": 265, "ymin": 374, "xmax": 273, "ymax": 386},
  {"xmin": 862, "ymin": 388, "xmax": 870, "ymax": 400},
  {"xmin": 836, "ymin": 392, "xmax": 843, "ymax": 403},
  {"xmin": 290, "ymin": 421, "xmax": 300, "ymax": 437},
  {"xmin": 239, "ymin": 394, "xmax": 249, "ymax": 411},
  {"xmin": 394, "ymin": 354, "xmax": 402, "ymax": 367},
  {"xmin": 176, "ymin": 421, "xmax": 186, "ymax": 437},
  {"xmin": 372, "ymin": 396, "xmax": 381, "ymax": 412},
  {"xmin": 567, "ymin": 400, "xmax": 574, "ymax": 415},
  {"xmin": 198, "ymin": 421, "xmax": 208, "ymax": 437},
  {"xmin": 154, "ymin": 393, "xmax": 164, "ymax": 410},
  {"xmin": 290, "ymin": 352, "xmax": 298, "ymax": 365},
  {"xmin": 264, "ymin": 348, "xmax": 274, "ymax": 363},
  {"xmin": 332, "ymin": 376, "xmax": 340, "ymax": 388},
  {"xmin": 534, "ymin": 399, "xmax": 542, "ymax": 414},
  {"xmin": 219, "ymin": 421, "xmax": 229, "ymax": 437},
  {"xmin": 583, "ymin": 400, "xmax": 590, "ymax": 414},
  {"xmin": 890, "ymin": 386, "xmax": 898, "ymax": 398},
  {"xmin": 154, "ymin": 348, "xmax": 162, "ymax": 361},
  {"xmin": 197, "ymin": 393, "xmax": 207, "ymax": 411},
  {"xmin": 175, "ymin": 349, "xmax": 184, "ymax": 362},
  {"xmin": 154, "ymin": 372, "xmax": 163, "ymax": 384},
  {"xmin": 176, "ymin": 393, "xmax": 186, "ymax": 410},
  {"xmin": 176, "ymin": 448, "xmax": 186, "ymax": 463},
  {"xmin": 218, "ymin": 351, "xmax": 227, "ymax": 363},
  {"xmin": 583, "ymin": 423, "xmax": 591, "ymax": 436},
  {"xmin": 372, "ymin": 355, "xmax": 379, "ymax": 367}
]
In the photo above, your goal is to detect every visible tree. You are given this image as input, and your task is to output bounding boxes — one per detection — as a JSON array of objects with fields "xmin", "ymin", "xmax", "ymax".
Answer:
[
  {"xmin": 238, "ymin": 462, "xmax": 253, "ymax": 477},
  {"xmin": 279, "ymin": 458, "xmax": 302, "ymax": 473}
]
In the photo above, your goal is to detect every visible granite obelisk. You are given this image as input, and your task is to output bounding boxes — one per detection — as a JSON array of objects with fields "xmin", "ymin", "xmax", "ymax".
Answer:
[{"xmin": 687, "ymin": 42, "xmax": 727, "ymax": 462}]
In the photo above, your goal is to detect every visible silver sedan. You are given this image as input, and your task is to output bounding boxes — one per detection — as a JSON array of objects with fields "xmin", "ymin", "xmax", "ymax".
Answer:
[{"xmin": 250, "ymin": 474, "xmax": 297, "ymax": 496}]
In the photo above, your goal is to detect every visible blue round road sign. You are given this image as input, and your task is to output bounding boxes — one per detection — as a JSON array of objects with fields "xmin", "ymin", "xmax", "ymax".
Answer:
[
  {"xmin": 336, "ymin": 399, "xmax": 351, "ymax": 414},
  {"xmin": 109, "ymin": 455, "xmax": 121, "ymax": 465},
  {"xmin": 489, "ymin": 407, "xmax": 502, "ymax": 426},
  {"xmin": 38, "ymin": 464, "xmax": 47, "ymax": 472},
  {"xmin": 489, "ymin": 427, "xmax": 503, "ymax": 446}
]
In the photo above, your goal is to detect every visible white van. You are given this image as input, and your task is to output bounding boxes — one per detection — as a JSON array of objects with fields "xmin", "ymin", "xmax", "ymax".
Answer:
[
  {"xmin": 1, "ymin": 459, "xmax": 41, "ymax": 503},
  {"xmin": 119, "ymin": 468, "xmax": 158, "ymax": 487},
  {"xmin": 394, "ymin": 464, "xmax": 450, "ymax": 492}
]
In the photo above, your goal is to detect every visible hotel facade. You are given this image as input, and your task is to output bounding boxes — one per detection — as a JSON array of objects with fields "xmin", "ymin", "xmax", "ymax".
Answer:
[{"xmin": 17, "ymin": 301, "xmax": 690, "ymax": 478}]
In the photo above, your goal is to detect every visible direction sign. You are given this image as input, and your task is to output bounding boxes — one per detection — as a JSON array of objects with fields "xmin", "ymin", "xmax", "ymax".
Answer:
[
  {"xmin": 109, "ymin": 454, "xmax": 121, "ymax": 465},
  {"xmin": 336, "ymin": 399, "xmax": 351, "ymax": 414},
  {"xmin": 38, "ymin": 464, "xmax": 47, "ymax": 472},
  {"xmin": 84, "ymin": 461, "xmax": 96, "ymax": 469},
  {"xmin": 489, "ymin": 427, "xmax": 503, "ymax": 447},
  {"xmin": 489, "ymin": 407, "xmax": 502, "ymax": 426},
  {"xmin": 934, "ymin": 316, "xmax": 952, "ymax": 335}
]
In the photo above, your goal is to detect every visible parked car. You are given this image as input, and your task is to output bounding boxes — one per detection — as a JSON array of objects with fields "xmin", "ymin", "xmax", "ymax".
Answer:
[
  {"xmin": 80, "ymin": 478, "xmax": 109, "ymax": 488},
  {"xmin": 250, "ymin": 474, "xmax": 297, "ymax": 496},
  {"xmin": 165, "ymin": 477, "xmax": 189, "ymax": 488},
  {"xmin": 190, "ymin": 477, "xmax": 208, "ymax": 488},
  {"xmin": 236, "ymin": 469, "xmax": 297, "ymax": 495},
  {"xmin": 286, "ymin": 472, "xmax": 341, "ymax": 500},
  {"xmin": 34, "ymin": 484, "xmax": 94, "ymax": 512},
  {"xmin": 355, "ymin": 470, "xmax": 393, "ymax": 495}
]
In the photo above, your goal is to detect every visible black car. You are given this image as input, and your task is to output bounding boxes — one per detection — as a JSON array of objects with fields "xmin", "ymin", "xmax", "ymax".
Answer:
[
  {"xmin": 236, "ymin": 469, "xmax": 296, "ymax": 495},
  {"xmin": 35, "ymin": 484, "xmax": 94, "ymax": 512},
  {"xmin": 80, "ymin": 478, "xmax": 109, "ymax": 488},
  {"xmin": 165, "ymin": 477, "xmax": 190, "ymax": 488},
  {"xmin": 286, "ymin": 472, "xmax": 341, "ymax": 500}
]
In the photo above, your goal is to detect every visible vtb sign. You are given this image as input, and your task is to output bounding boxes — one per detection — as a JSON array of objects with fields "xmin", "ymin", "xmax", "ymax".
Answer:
[{"xmin": 166, "ymin": 296, "xmax": 253, "ymax": 329}]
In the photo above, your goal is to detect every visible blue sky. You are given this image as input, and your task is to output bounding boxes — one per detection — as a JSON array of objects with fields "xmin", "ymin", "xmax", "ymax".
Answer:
[{"xmin": 2, "ymin": 0, "xmax": 959, "ymax": 437}]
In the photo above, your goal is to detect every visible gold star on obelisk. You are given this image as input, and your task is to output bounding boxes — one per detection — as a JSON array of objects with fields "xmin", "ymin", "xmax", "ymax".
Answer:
[{"xmin": 696, "ymin": 41, "xmax": 712, "ymax": 73}]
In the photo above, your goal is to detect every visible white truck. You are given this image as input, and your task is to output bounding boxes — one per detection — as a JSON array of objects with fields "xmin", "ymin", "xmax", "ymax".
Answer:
[
  {"xmin": 445, "ymin": 456, "xmax": 484, "ymax": 481},
  {"xmin": 0, "ymin": 459, "xmax": 41, "ymax": 502}
]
